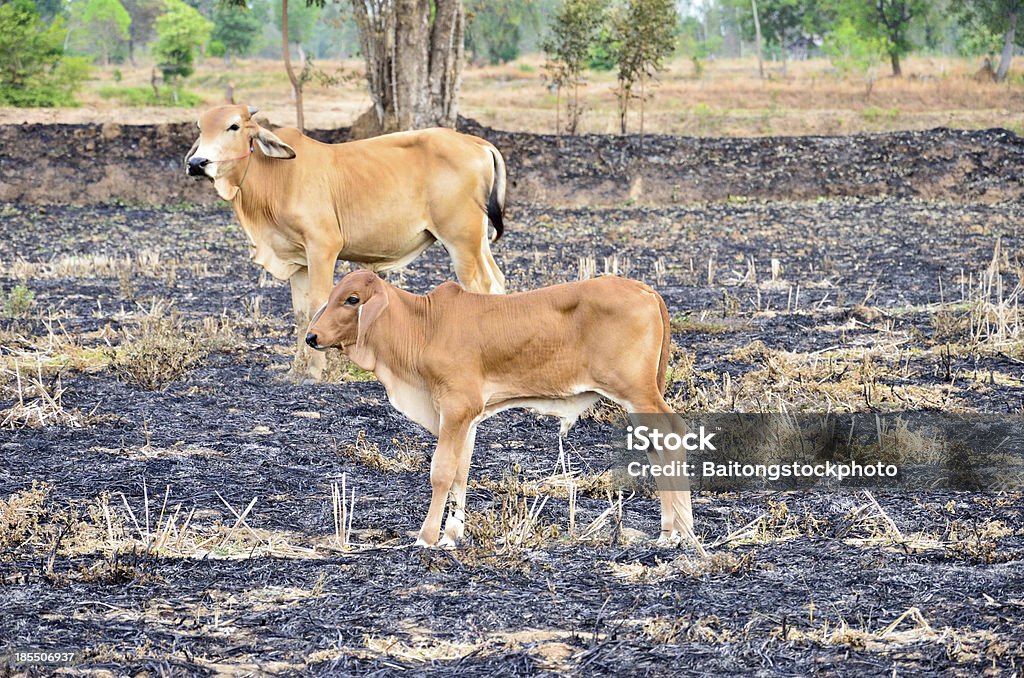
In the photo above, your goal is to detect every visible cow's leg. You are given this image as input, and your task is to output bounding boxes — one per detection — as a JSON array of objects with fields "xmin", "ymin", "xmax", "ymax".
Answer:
[
  {"xmin": 288, "ymin": 267, "xmax": 325, "ymax": 381},
  {"xmin": 438, "ymin": 424, "xmax": 477, "ymax": 547},
  {"xmin": 433, "ymin": 210, "xmax": 505, "ymax": 295},
  {"xmin": 290, "ymin": 250, "xmax": 338, "ymax": 381},
  {"xmin": 416, "ymin": 404, "xmax": 479, "ymax": 547}
]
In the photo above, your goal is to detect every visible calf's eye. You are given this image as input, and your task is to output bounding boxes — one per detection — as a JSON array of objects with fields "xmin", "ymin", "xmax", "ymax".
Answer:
[
  {"xmin": 228, "ymin": 123, "xmax": 240, "ymax": 131},
  {"xmin": 345, "ymin": 296, "xmax": 360, "ymax": 305}
]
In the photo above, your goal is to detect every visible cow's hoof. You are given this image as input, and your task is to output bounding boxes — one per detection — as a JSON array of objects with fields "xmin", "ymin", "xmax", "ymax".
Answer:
[
  {"xmin": 413, "ymin": 537, "xmax": 433, "ymax": 548},
  {"xmin": 436, "ymin": 535, "xmax": 457, "ymax": 549},
  {"xmin": 655, "ymin": 531, "xmax": 681, "ymax": 548}
]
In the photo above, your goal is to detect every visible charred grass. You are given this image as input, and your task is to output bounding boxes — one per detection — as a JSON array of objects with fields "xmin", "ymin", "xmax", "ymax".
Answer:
[{"xmin": 1, "ymin": 195, "xmax": 1023, "ymax": 674}]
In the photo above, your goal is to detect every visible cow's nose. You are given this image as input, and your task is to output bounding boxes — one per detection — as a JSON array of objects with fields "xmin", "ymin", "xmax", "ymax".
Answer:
[
  {"xmin": 305, "ymin": 333, "xmax": 318, "ymax": 349},
  {"xmin": 187, "ymin": 156, "xmax": 210, "ymax": 175}
]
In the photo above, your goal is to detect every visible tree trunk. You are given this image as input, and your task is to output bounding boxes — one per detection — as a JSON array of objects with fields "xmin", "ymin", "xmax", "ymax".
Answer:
[
  {"xmin": 996, "ymin": 9, "xmax": 1018, "ymax": 82},
  {"xmin": 281, "ymin": 0, "xmax": 304, "ymax": 131},
  {"xmin": 350, "ymin": 0, "xmax": 464, "ymax": 138},
  {"xmin": 751, "ymin": 0, "xmax": 764, "ymax": 80},
  {"xmin": 890, "ymin": 50, "xmax": 902, "ymax": 77}
]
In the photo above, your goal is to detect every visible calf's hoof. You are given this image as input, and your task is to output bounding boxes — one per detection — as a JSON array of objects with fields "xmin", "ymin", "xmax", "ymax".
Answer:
[{"xmin": 436, "ymin": 534, "xmax": 457, "ymax": 549}]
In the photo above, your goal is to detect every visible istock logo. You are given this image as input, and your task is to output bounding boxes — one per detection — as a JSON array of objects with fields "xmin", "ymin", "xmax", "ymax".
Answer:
[{"xmin": 626, "ymin": 425, "xmax": 717, "ymax": 452}]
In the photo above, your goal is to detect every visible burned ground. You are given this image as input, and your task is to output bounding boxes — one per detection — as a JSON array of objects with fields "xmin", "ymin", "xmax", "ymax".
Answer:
[{"xmin": 1, "ymin": 127, "xmax": 1024, "ymax": 676}]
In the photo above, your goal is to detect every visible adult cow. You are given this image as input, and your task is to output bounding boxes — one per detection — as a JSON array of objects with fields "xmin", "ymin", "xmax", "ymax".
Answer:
[{"xmin": 184, "ymin": 105, "xmax": 507, "ymax": 379}]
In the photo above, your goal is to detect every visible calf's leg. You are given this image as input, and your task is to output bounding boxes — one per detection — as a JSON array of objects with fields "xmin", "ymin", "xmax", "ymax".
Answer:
[
  {"xmin": 438, "ymin": 424, "xmax": 477, "ymax": 547},
  {"xmin": 417, "ymin": 406, "xmax": 479, "ymax": 546}
]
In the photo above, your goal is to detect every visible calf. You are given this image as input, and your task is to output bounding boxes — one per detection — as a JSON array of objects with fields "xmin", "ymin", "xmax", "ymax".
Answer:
[{"xmin": 306, "ymin": 270, "xmax": 694, "ymax": 547}]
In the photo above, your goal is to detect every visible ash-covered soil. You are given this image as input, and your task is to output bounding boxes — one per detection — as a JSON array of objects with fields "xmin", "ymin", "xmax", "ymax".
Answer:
[
  {"xmin": 1, "ymin": 120, "xmax": 1022, "ymax": 207},
  {"xmin": 1, "ymin": 194, "xmax": 1023, "ymax": 676}
]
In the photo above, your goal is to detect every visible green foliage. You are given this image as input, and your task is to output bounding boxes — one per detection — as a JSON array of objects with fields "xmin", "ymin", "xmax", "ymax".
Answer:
[
  {"xmin": 543, "ymin": 0, "xmax": 608, "ymax": 89},
  {"xmin": 955, "ymin": 21, "xmax": 1003, "ymax": 56},
  {"xmin": 823, "ymin": 16, "xmax": 886, "ymax": 86},
  {"xmin": 836, "ymin": 0, "xmax": 927, "ymax": 75},
  {"xmin": 98, "ymin": 83, "xmax": 202, "ymax": 105},
  {"xmin": 0, "ymin": 0, "xmax": 90, "ymax": 107},
  {"xmin": 728, "ymin": 0, "xmax": 827, "ymax": 50},
  {"xmin": 543, "ymin": 0, "xmax": 608, "ymax": 132},
  {"xmin": 609, "ymin": 0, "xmax": 678, "ymax": 132},
  {"xmin": 212, "ymin": 1, "xmax": 261, "ymax": 58},
  {"xmin": 273, "ymin": 0, "xmax": 321, "ymax": 47},
  {"xmin": 588, "ymin": 26, "xmax": 618, "ymax": 71},
  {"xmin": 676, "ymin": 14, "xmax": 723, "ymax": 76},
  {"xmin": 152, "ymin": 0, "xmax": 213, "ymax": 82},
  {"xmin": 467, "ymin": 0, "xmax": 539, "ymax": 65},
  {"xmin": 76, "ymin": 0, "xmax": 132, "ymax": 64},
  {"xmin": 2, "ymin": 284, "xmax": 35, "ymax": 318},
  {"xmin": 121, "ymin": 0, "xmax": 164, "ymax": 58}
]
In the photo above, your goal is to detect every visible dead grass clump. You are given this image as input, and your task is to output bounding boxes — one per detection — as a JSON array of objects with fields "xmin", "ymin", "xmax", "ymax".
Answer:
[
  {"xmin": 722, "ymin": 499, "xmax": 830, "ymax": 545},
  {"xmin": 781, "ymin": 606, "xmax": 1005, "ymax": 664},
  {"xmin": 110, "ymin": 315, "xmax": 209, "ymax": 390},
  {"xmin": 1, "ymin": 364, "xmax": 92, "ymax": 429},
  {"xmin": 609, "ymin": 551, "xmax": 755, "ymax": 583},
  {"xmin": 0, "ymin": 482, "xmax": 51, "ymax": 554},
  {"xmin": 465, "ymin": 493, "xmax": 561, "ymax": 553},
  {"xmin": 945, "ymin": 519, "xmax": 1014, "ymax": 563},
  {"xmin": 642, "ymin": 614, "xmax": 731, "ymax": 644},
  {"xmin": 339, "ymin": 431, "xmax": 425, "ymax": 473}
]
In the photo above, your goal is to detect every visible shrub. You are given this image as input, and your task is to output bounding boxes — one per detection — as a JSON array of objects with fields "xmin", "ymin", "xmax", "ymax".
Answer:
[
  {"xmin": 0, "ymin": 0, "xmax": 90, "ymax": 107},
  {"xmin": 2, "ymin": 284, "xmax": 35, "ymax": 318},
  {"xmin": 110, "ymin": 317, "xmax": 209, "ymax": 390}
]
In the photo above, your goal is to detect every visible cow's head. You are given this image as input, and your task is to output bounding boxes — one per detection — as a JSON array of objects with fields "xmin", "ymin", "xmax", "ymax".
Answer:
[
  {"xmin": 306, "ymin": 270, "xmax": 390, "ymax": 364},
  {"xmin": 185, "ymin": 105, "xmax": 296, "ymax": 199}
]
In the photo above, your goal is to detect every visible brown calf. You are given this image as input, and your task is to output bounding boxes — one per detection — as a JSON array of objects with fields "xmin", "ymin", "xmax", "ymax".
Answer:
[{"xmin": 306, "ymin": 270, "xmax": 695, "ymax": 547}]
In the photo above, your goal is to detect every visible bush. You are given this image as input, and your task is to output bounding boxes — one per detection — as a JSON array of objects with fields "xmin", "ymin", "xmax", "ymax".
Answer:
[
  {"xmin": 2, "ymin": 284, "xmax": 35, "ymax": 318},
  {"xmin": 0, "ymin": 0, "xmax": 90, "ymax": 107},
  {"xmin": 110, "ymin": 317, "xmax": 208, "ymax": 390},
  {"xmin": 97, "ymin": 84, "xmax": 201, "ymax": 107},
  {"xmin": 207, "ymin": 40, "xmax": 226, "ymax": 58}
]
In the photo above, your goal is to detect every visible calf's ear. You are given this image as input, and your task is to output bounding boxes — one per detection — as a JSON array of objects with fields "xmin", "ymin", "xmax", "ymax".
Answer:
[
  {"xmin": 253, "ymin": 126, "xmax": 296, "ymax": 160},
  {"xmin": 357, "ymin": 292, "xmax": 389, "ymax": 349}
]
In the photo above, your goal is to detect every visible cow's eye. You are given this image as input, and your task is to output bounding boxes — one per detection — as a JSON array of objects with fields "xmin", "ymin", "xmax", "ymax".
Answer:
[
  {"xmin": 228, "ymin": 123, "xmax": 240, "ymax": 131},
  {"xmin": 345, "ymin": 296, "xmax": 360, "ymax": 305}
]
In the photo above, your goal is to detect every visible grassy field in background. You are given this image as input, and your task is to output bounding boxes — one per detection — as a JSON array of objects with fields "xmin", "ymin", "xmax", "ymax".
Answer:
[{"xmin": 1, "ymin": 55, "xmax": 1022, "ymax": 136}]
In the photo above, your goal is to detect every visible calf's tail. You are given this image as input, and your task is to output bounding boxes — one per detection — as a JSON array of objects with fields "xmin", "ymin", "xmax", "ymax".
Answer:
[{"xmin": 656, "ymin": 291, "xmax": 672, "ymax": 395}]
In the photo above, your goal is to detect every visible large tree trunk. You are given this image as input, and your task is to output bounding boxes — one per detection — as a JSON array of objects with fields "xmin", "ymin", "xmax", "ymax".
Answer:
[
  {"xmin": 350, "ymin": 0, "xmax": 465, "ymax": 137},
  {"xmin": 996, "ymin": 9, "xmax": 1018, "ymax": 82}
]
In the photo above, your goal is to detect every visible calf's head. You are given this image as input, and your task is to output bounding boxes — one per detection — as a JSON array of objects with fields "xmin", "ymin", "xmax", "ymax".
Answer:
[
  {"xmin": 184, "ymin": 105, "xmax": 296, "ymax": 195},
  {"xmin": 306, "ymin": 271, "xmax": 390, "ymax": 355}
]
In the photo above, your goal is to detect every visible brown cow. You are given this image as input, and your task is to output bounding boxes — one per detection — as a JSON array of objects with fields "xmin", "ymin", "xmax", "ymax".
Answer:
[
  {"xmin": 185, "ymin": 105, "xmax": 507, "ymax": 379},
  {"xmin": 306, "ymin": 270, "xmax": 696, "ymax": 548}
]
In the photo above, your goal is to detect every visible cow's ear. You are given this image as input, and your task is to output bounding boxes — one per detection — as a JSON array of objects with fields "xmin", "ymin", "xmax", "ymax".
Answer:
[
  {"xmin": 253, "ymin": 126, "xmax": 296, "ymax": 160},
  {"xmin": 183, "ymin": 137, "xmax": 199, "ymax": 173},
  {"xmin": 356, "ymin": 290, "xmax": 389, "ymax": 349}
]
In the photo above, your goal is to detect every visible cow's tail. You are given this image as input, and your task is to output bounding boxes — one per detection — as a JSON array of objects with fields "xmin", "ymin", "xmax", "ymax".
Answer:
[
  {"xmin": 656, "ymin": 290, "xmax": 672, "ymax": 395},
  {"xmin": 485, "ymin": 144, "xmax": 506, "ymax": 241}
]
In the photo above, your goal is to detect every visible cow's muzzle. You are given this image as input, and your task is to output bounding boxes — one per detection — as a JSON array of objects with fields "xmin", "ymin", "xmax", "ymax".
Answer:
[
  {"xmin": 187, "ymin": 156, "xmax": 211, "ymax": 177},
  {"xmin": 305, "ymin": 332, "xmax": 321, "ymax": 350}
]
